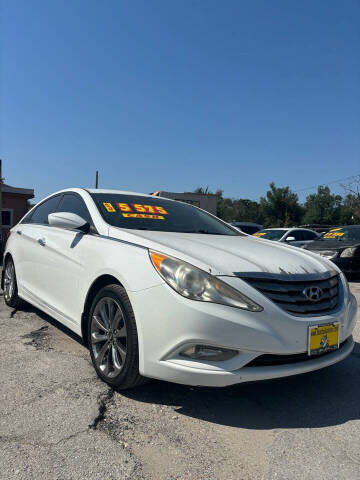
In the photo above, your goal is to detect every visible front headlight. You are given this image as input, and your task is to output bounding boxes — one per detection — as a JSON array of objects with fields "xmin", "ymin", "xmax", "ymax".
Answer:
[
  {"xmin": 340, "ymin": 247, "xmax": 358, "ymax": 258},
  {"xmin": 149, "ymin": 250, "xmax": 263, "ymax": 311}
]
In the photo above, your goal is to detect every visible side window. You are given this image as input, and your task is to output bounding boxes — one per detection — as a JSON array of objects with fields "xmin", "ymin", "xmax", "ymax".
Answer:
[
  {"xmin": 303, "ymin": 231, "xmax": 317, "ymax": 240},
  {"xmin": 287, "ymin": 230, "xmax": 303, "ymax": 241},
  {"xmin": 28, "ymin": 196, "xmax": 61, "ymax": 225},
  {"xmin": 56, "ymin": 194, "xmax": 91, "ymax": 224},
  {"xmin": 21, "ymin": 210, "xmax": 33, "ymax": 224}
]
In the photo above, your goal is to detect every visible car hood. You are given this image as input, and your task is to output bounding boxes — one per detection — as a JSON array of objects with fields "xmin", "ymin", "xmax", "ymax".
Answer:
[
  {"xmin": 305, "ymin": 239, "xmax": 359, "ymax": 252},
  {"xmin": 109, "ymin": 227, "xmax": 336, "ymax": 276}
]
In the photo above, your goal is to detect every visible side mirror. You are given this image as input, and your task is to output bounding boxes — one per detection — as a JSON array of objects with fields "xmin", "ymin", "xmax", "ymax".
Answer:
[
  {"xmin": 285, "ymin": 236, "xmax": 296, "ymax": 242},
  {"xmin": 48, "ymin": 212, "xmax": 90, "ymax": 232}
]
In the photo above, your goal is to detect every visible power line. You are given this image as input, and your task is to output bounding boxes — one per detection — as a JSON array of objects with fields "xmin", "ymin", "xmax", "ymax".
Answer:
[
  {"xmin": 249, "ymin": 172, "xmax": 360, "ymax": 203},
  {"xmin": 293, "ymin": 173, "xmax": 360, "ymax": 194}
]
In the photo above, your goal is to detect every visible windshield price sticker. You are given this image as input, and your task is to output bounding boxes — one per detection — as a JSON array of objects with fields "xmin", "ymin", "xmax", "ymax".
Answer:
[
  {"xmin": 103, "ymin": 202, "xmax": 169, "ymax": 218},
  {"xmin": 253, "ymin": 232, "xmax": 266, "ymax": 237},
  {"xmin": 324, "ymin": 230, "xmax": 344, "ymax": 239},
  {"xmin": 103, "ymin": 202, "xmax": 116, "ymax": 212},
  {"xmin": 122, "ymin": 213, "xmax": 165, "ymax": 220}
]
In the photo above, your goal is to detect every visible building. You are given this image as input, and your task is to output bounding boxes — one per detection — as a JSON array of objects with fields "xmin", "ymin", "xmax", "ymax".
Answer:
[
  {"xmin": 2, "ymin": 183, "xmax": 34, "ymax": 234},
  {"xmin": 151, "ymin": 191, "xmax": 217, "ymax": 215}
]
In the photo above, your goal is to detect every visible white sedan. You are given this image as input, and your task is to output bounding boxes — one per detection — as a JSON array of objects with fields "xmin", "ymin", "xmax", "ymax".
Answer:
[
  {"xmin": 3, "ymin": 188, "xmax": 357, "ymax": 389},
  {"xmin": 253, "ymin": 227, "xmax": 319, "ymax": 247}
]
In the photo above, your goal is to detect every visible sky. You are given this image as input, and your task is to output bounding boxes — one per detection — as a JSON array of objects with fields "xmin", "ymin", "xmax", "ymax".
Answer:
[{"xmin": 1, "ymin": 0, "xmax": 359, "ymax": 203}]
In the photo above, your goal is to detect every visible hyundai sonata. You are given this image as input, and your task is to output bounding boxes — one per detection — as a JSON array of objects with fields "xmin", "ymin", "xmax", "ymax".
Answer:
[{"xmin": 3, "ymin": 189, "xmax": 357, "ymax": 389}]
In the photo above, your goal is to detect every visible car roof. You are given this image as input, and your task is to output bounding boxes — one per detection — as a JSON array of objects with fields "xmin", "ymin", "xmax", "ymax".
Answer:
[
  {"xmin": 232, "ymin": 222, "xmax": 262, "ymax": 227},
  {"xmin": 263, "ymin": 227, "xmax": 316, "ymax": 231},
  {"xmin": 48, "ymin": 188, "xmax": 176, "ymax": 201},
  {"xmin": 85, "ymin": 188, "xmax": 157, "ymax": 198},
  {"xmin": 331, "ymin": 225, "xmax": 360, "ymax": 229},
  {"xmin": 263, "ymin": 228, "xmax": 289, "ymax": 231}
]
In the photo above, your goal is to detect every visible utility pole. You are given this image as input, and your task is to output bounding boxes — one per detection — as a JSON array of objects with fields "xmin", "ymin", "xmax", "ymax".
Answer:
[
  {"xmin": 0, "ymin": 160, "xmax": 3, "ymax": 252},
  {"xmin": 95, "ymin": 170, "xmax": 99, "ymax": 189}
]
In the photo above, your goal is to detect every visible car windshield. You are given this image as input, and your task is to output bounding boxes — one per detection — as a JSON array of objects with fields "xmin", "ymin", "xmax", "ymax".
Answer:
[
  {"xmin": 319, "ymin": 227, "xmax": 360, "ymax": 242},
  {"xmin": 91, "ymin": 193, "xmax": 240, "ymax": 235},
  {"xmin": 253, "ymin": 229, "xmax": 287, "ymax": 240}
]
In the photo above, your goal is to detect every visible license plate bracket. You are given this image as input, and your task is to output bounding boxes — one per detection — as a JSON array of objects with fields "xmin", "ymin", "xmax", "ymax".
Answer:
[{"xmin": 308, "ymin": 323, "xmax": 339, "ymax": 356}]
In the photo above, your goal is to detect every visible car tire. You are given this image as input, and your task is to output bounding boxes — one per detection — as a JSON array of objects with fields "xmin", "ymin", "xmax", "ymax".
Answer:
[
  {"xmin": 3, "ymin": 257, "xmax": 26, "ymax": 309},
  {"xmin": 88, "ymin": 284, "xmax": 146, "ymax": 390}
]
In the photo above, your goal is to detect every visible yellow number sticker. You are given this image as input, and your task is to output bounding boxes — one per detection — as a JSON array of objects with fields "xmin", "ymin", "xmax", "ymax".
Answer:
[
  {"xmin": 154, "ymin": 206, "xmax": 168, "ymax": 215},
  {"xmin": 132, "ymin": 204, "xmax": 146, "ymax": 213},
  {"xmin": 103, "ymin": 202, "xmax": 116, "ymax": 212},
  {"xmin": 116, "ymin": 202, "xmax": 132, "ymax": 212},
  {"xmin": 324, "ymin": 231, "xmax": 344, "ymax": 239}
]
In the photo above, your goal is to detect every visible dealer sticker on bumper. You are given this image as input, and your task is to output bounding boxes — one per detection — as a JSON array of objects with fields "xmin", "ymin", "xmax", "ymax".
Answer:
[{"xmin": 308, "ymin": 323, "xmax": 339, "ymax": 356}]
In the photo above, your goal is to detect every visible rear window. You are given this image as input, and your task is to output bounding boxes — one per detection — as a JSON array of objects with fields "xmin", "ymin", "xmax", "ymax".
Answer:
[
  {"xmin": 321, "ymin": 227, "xmax": 360, "ymax": 242},
  {"xmin": 91, "ymin": 193, "xmax": 239, "ymax": 235},
  {"xmin": 233, "ymin": 225, "xmax": 260, "ymax": 234},
  {"xmin": 253, "ymin": 229, "xmax": 287, "ymax": 240}
]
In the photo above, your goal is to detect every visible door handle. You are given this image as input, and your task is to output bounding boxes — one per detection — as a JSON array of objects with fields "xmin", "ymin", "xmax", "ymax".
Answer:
[
  {"xmin": 37, "ymin": 238, "xmax": 46, "ymax": 246},
  {"xmin": 16, "ymin": 230, "xmax": 22, "ymax": 235}
]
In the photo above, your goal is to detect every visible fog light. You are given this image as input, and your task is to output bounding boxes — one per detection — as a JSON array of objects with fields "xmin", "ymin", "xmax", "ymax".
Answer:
[{"xmin": 180, "ymin": 345, "xmax": 237, "ymax": 361}]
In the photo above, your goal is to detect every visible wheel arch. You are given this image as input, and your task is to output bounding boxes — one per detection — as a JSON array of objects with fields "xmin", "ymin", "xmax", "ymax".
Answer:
[{"xmin": 81, "ymin": 274, "xmax": 123, "ymax": 347}]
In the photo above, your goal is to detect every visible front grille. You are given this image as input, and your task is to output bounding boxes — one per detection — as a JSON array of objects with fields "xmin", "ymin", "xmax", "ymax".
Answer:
[
  {"xmin": 246, "ymin": 340, "xmax": 346, "ymax": 367},
  {"xmin": 237, "ymin": 272, "xmax": 340, "ymax": 315}
]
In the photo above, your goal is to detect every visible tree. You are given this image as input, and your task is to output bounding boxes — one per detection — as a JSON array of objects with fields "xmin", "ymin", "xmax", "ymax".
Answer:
[
  {"xmin": 303, "ymin": 186, "xmax": 343, "ymax": 225},
  {"xmin": 341, "ymin": 176, "xmax": 360, "ymax": 223},
  {"xmin": 231, "ymin": 199, "xmax": 264, "ymax": 224},
  {"xmin": 260, "ymin": 183, "xmax": 303, "ymax": 227},
  {"xmin": 193, "ymin": 186, "xmax": 212, "ymax": 195},
  {"xmin": 215, "ymin": 190, "xmax": 235, "ymax": 221}
]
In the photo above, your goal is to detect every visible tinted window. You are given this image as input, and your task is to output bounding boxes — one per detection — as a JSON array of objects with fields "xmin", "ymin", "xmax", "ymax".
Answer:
[
  {"xmin": 321, "ymin": 227, "xmax": 360, "ymax": 242},
  {"xmin": 57, "ymin": 194, "xmax": 91, "ymax": 223},
  {"xmin": 253, "ymin": 229, "xmax": 287, "ymax": 240},
  {"xmin": 302, "ymin": 230, "xmax": 318, "ymax": 240},
  {"xmin": 288, "ymin": 231, "xmax": 304, "ymax": 241},
  {"xmin": 91, "ymin": 193, "xmax": 240, "ymax": 235},
  {"xmin": 241, "ymin": 225, "xmax": 261, "ymax": 235},
  {"xmin": 29, "ymin": 196, "xmax": 61, "ymax": 225},
  {"xmin": 21, "ymin": 211, "xmax": 33, "ymax": 224}
]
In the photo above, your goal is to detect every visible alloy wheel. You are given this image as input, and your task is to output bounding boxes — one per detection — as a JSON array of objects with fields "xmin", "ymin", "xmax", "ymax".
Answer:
[
  {"xmin": 4, "ymin": 261, "xmax": 15, "ymax": 302},
  {"xmin": 90, "ymin": 297, "xmax": 127, "ymax": 379}
]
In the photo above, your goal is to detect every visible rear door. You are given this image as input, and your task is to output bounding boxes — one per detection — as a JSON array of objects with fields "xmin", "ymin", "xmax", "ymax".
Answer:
[
  {"xmin": 14, "ymin": 194, "xmax": 62, "ymax": 298},
  {"xmin": 301, "ymin": 230, "xmax": 319, "ymax": 247},
  {"xmin": 284, "ymin": 230, "xmax": 305, "ymax": 248},
  {"xmin": 33, "ymin": 192, "xmax": 94, "ymax": 325}
]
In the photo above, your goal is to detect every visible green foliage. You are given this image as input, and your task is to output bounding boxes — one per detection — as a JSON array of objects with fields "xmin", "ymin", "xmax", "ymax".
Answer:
[
  {"xmin": 303, "ymin": 186, "xmax": 342, "ymax": 225},
  {"xmin": 194, "ymin": 182, "xmax": 359, "ymax": 227},
  {"xmin": 260, "ymin": 183, "xmax": 303, "ymax": 227}
]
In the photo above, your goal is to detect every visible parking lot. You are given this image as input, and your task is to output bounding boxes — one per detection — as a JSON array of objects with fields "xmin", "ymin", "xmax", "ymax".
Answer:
[{"xmin": 0, "ymin": 282, "xmax": 359, "ymax": 480}]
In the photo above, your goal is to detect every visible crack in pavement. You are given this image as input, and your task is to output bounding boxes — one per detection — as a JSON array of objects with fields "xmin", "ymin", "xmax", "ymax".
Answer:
[
  {"xmin": 87, "ymin": 388, "xmax": 147, "ymax": 479},
  {"xmin": 0, "ymin": 429, "xmax": 89, "ymax": 448},
  {"xmin": 89, "ymin": 388, "xmax": 115, "ymax": 430}
]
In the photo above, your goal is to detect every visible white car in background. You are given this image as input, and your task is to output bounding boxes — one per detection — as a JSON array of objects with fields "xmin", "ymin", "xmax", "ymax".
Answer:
[
  {"xmin": 3, "ymin": 189, "xmax": 357, "ymax": 389},
  {"xmin": 253, "ymin": 227, "xmax": 319, "ymax": 248}
]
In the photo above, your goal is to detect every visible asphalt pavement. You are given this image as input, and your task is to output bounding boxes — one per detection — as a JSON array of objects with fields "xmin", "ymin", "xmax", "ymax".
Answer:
[{"xmin": 0, "ymin": 283, "xmax": 359, "ymax": 480}]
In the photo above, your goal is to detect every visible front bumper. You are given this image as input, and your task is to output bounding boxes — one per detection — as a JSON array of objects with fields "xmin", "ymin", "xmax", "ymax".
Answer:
[
  {"xmin": 129, "ymin": 278, "xmax": 357, "ymax": 387},
  {"xmin": 140, "ymin": 337, "xmax": 354, "ymax": 387}
]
